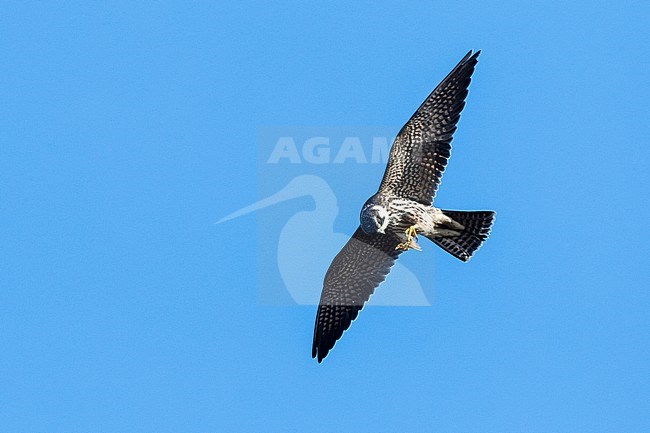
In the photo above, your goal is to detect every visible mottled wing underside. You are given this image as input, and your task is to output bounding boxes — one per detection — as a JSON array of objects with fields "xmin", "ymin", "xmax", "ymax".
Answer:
[
  {"xmin": 312, "ymin": 227, "xmax": 403, "ymax": 362},
  {"xmin": 378, "ymin": 50, "xmax": 480, "ymax": 205}
]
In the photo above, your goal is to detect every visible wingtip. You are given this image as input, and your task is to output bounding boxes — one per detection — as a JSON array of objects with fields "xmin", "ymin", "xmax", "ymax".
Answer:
[
  {"xmin": 312, "ymin": 334, "xmax": 326, "ymax": 363},
  {"xmin": 312, "ymin": 347, "xmax": 326, "ymax": 363},
  {"xmin": 453, "ymin": 50, "xmax": 480, "ymax": 73},
  {"xmin": 462, "ymin": 49, "xmax": 480, "ymax": 60},
  {"xmin": 467, "ymin": 49, "xmax": 481, "ymax": 63},
  {"xmin": 317, "ymin": 346, "xmax": 330, "ymax": 363},
  {"xmin": 312, "ymin": 337, "xmax": 332, "ymax": 363}
]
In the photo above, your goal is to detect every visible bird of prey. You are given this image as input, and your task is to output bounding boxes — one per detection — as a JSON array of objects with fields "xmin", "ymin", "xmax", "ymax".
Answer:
[{"xmin": 312, "ymin": 50, "xmax": 495, "ymax": 362}]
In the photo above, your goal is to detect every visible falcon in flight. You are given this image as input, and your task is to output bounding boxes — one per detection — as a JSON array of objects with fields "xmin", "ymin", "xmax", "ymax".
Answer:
[{"xmin": 312, "ymin": 50, "xmax": 495, "ymax": 362}]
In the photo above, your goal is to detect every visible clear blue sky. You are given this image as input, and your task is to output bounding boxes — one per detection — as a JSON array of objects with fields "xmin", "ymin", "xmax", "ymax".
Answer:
[{"xmin": 1, "ymin": 2, "xmax": 648, "ymax": 432}]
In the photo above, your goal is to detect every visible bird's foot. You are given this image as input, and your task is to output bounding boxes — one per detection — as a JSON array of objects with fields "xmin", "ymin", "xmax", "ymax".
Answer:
[
  {"xmin": 405, "ymin": 226, "xmax": 418, "ymax": 239},
  {"xmin": 395, "ymin": 226, "xmax": 421, "ymax": 251},
  {"xmin": 395, "ymin": 238, "xmax": 421, "ymax": 251},
  {"xmin": 395, "ymin": 241, "xmax": 409, "ymax": 250}
]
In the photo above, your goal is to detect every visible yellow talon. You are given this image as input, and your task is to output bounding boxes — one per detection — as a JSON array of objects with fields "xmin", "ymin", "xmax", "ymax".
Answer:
[
  {"xmin": 395, "ymin": 241, "xmax": 410, "ymax": 251},
  {"xmin": 405, "ymin": 226, "xmax": 418, "ymax": 238},
  {"xmin": 395, "ymin": 225, "xmax": 420, "ymax": 251}
]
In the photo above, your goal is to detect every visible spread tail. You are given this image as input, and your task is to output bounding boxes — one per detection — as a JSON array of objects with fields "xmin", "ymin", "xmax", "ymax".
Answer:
[{"xmin": 426, "ymin": 210, "xmax": 495, "ymax": 262}]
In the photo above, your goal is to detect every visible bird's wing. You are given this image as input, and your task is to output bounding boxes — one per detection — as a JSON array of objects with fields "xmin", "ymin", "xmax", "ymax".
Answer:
[
  {"xmin": 378, "ymin": 50, "xmax": 480, "ymax": 205},
  {"xmin": 312, "ymin": 226, "xmax": 403, "ymax": 362}
]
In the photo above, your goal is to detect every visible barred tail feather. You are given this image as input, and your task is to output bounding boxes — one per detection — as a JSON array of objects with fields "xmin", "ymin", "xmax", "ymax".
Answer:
[{"xmin": 427, "ymin": 210, "xmax": 495, "ymax": 262}]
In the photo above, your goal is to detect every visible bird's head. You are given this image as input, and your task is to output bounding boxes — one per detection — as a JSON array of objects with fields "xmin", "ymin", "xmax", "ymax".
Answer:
[{"xmin": 360, "ymin": 203, "xmax": 389, "ymax": 235}]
